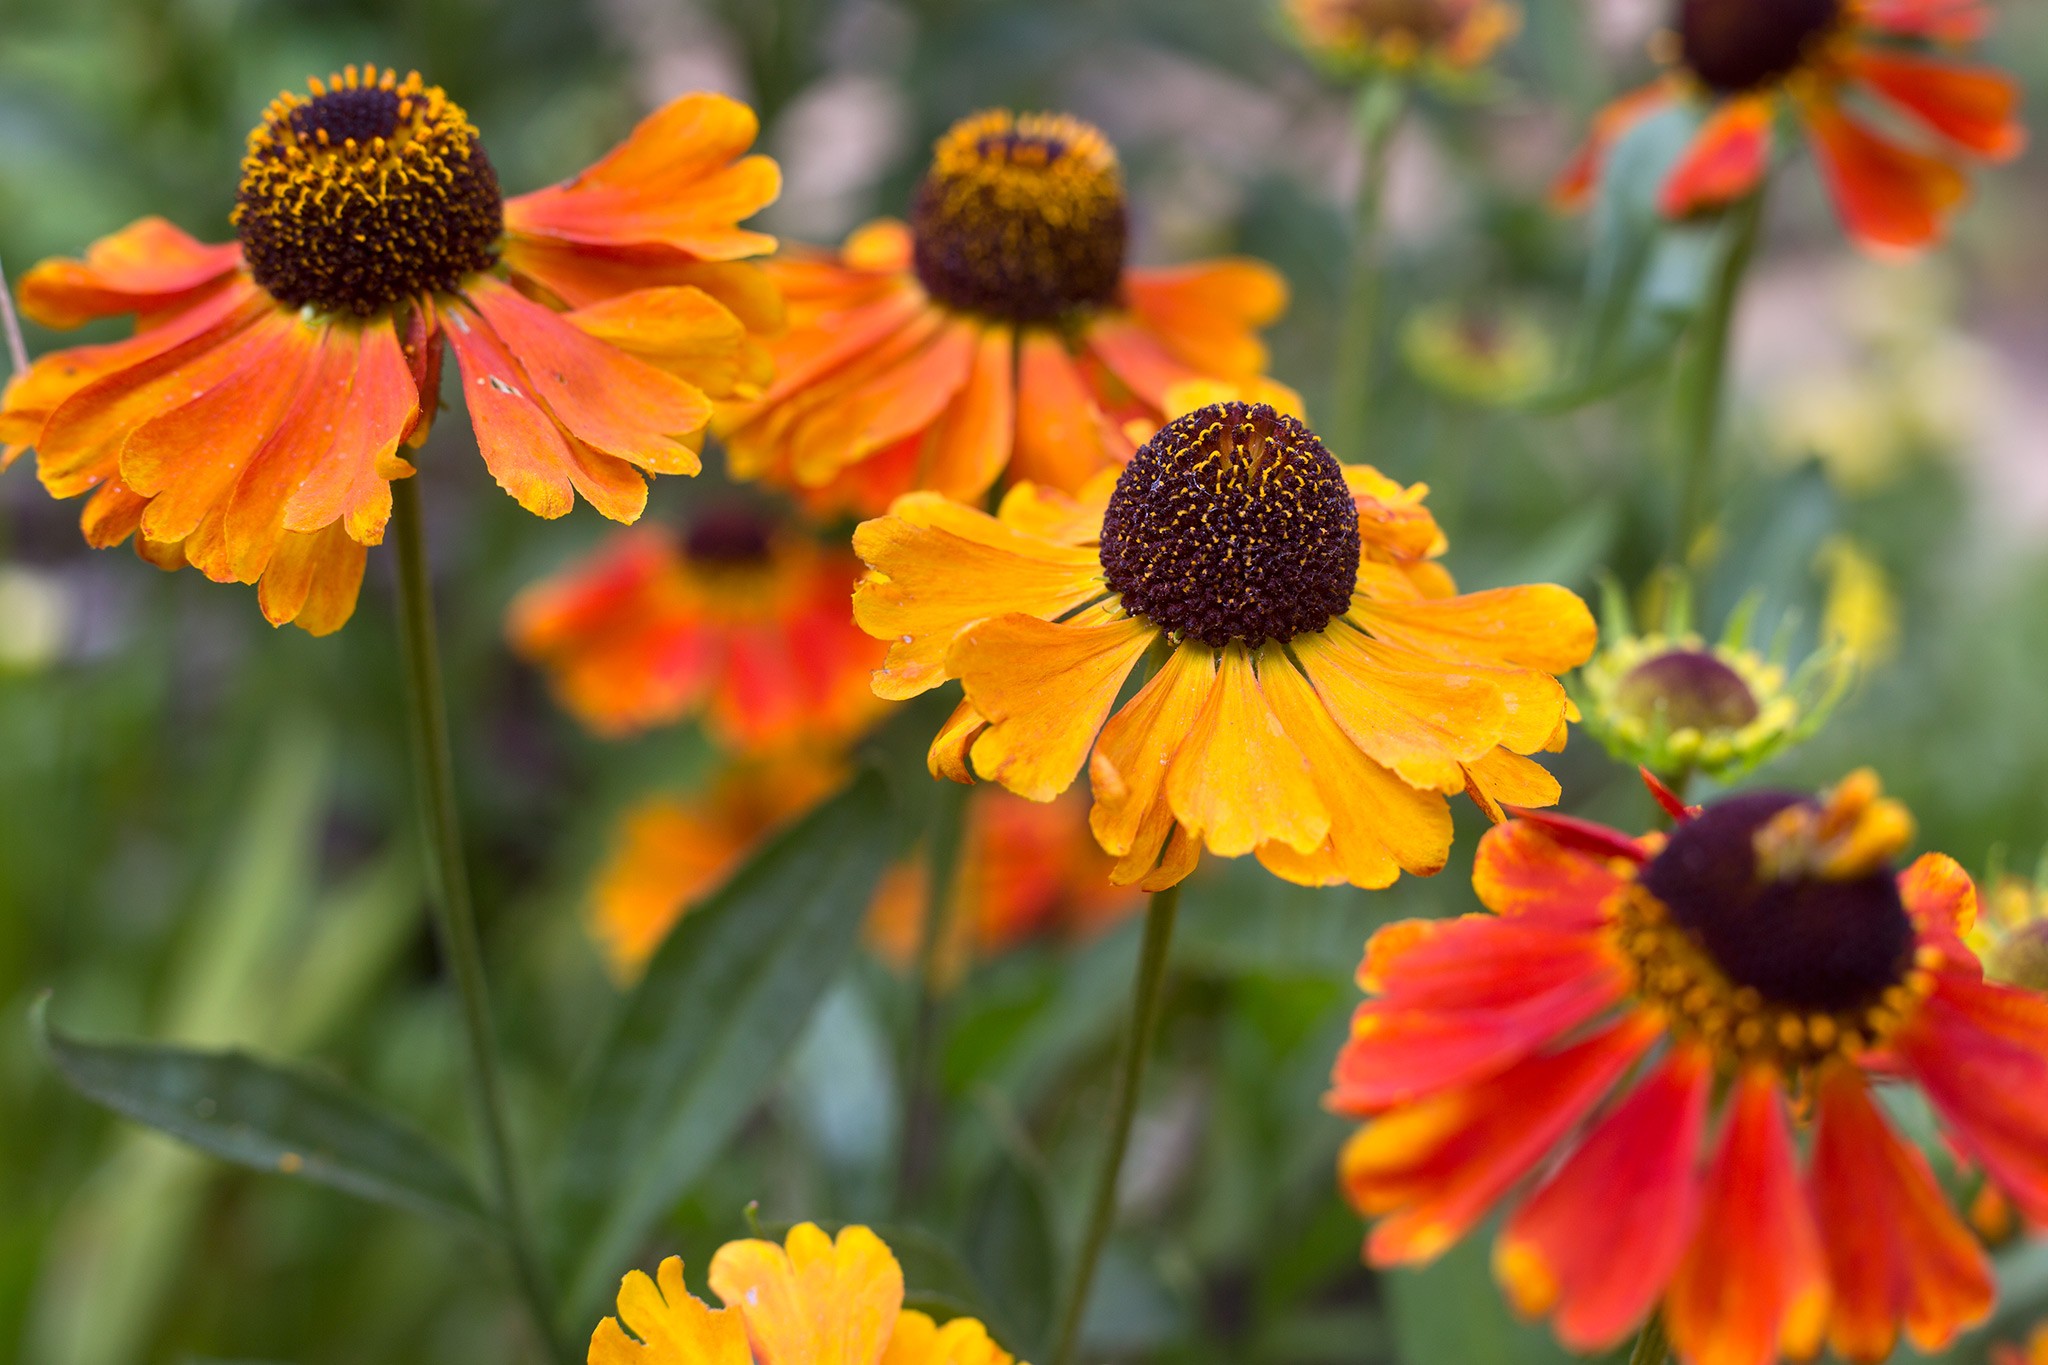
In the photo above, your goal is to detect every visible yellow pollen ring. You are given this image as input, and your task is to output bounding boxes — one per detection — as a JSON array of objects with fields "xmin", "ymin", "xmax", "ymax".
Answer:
[{"xmin": 235, "ymin": 66, "xmax": 480, "ymax": 223}]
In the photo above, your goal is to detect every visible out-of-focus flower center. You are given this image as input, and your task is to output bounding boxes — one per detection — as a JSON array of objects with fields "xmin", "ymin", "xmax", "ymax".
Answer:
[
  {"xmin": 1621, "ymin": 783, "xmax": 1927, "ymax": 1067},
  {"xmin": 909, "ymin": 110, "xmax": 1126, "ymax": 324},
  {"xmin": 1614, "ymin": 647, "xmax": 1761, "ymax": 734},
  {"xmin": 1100, "ymin": 402, "xmax": 1360, "ymax": 648},
  {"xmin": 233, "ymin": 65, "xmax": 503, "ymax": 315},
  {"xmin": 682, "ymin": 506, "xmax": 777, "ymax": 570},
  {"xmin": 1676, "ymin": 0, "xmax": 1843, "ymax": 94}
]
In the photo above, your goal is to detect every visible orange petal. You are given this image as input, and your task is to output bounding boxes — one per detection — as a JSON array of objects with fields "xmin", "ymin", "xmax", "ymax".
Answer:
[
  {"xmin": 504, "ymin": 93, "xmax": 780, "ymax": 261},
  {"xmin": 1013, "ymin": 331, "xmax": 1125, "ymax": 493},
  {"xmin": 283, "ymin": 319, "xmax": 417, "ymax": 544},
  {"xmin": 1496, "ymin": 1042, "xmax": 1711, "ymax": 1353},
  {"xmin": 1898, "ymin": 852, "xmax": 1981, "ymax": 970},
  {"xmin": 1256, "ymin": 644, "xmax": 1453, "ymax": 887},
  {"xmin": 17, "ymin": 217, "xmax": 241, "ymax": 329},
  {"xmin": 784, "ymin": 317, "xmax": 978, "ymax": 490},
  {"xmin": 257, "ymin": 522, "xmax": 368, "ymax": 636},
  {"xmin": 1660, "ymin": 95, "xmax": 1775, "ymax": 218},
  {"xmin": 590, "ymin": 1255, "xmax": 753, "ymax": 1365},
  {"xmin": 1859, "ymin": 0, "xmax": 1989, "ymax": 41},
  {"xmin": 441, "ymin": 302, "xmax": 589, "ymax": 519},
  {"xmin": 1122, "ymin": 258, "xmax": 1287, "ymax": 379},
  {"xmin": 219, "ymin": 324, "xmax": 369, "ymax": 581},
  {"xmin": 1162, "ymin": 642, "xmax": 1327, "ymax": 859},
  {"xmin": 1082, "ymin": 316, "xmax": 1196, "ymax": 413},
  {"xmin": 923, "ymin": 323, "xmax": 1016, "ymax": 504},
  {"xmin": 852, "ymin": 494, "xmax": 1104, "ymax": 700},
  {"xmin": 954, "ymin": 613, "xmax": 1156, "ymax": 802},
  {"xmin": 1665, "ymin": 1069, "xmax": 1829, "ymax": 1365},
  {"xmin": 568, "ymin": 286, "xmax": 761, "ymax": 401},
  {"xmin": 1811, "ymin": 1063, "xmax": 1994, "ymax": 1361},
  {"xmin": 1470, "ymin": 818, "xmax": 1631, "ymax": 929},
  {"xmin": 1848, "ymin": 48, "xmax": 2026, "ymax": 160},
  {"xmin": 1462, "ymin": 749, "xmax": 1562, "ymax": 823},
  {"xmin": 1343, "ymin": 1012, "xmax": 1658, "ymax": 1266},
  {"xmin": 1553, "ymin": 82, "xmax": 1678, "ymax": 211},
  {"xmin": 1089, "ymin": 640, "xmax": 1216, "ymax": 868},
  {"xmin": 927, "ymin": 695, "xmax": 988, "ymax": 784},
  {"xmin": 1800, "ymin": 96, "xmax": 1969, "ymax": 256},
  {"xmin": 467, "ymin": 275, "xmax": 707, "ymax": 472},
  {"xmin": 1352, "ymin": 584, "xmax": 1597, "ymax": 676},
  {"xmin": 707, "ymin": 1223, "xmax": 903, "ymax": 1365},
  {"xmin": 879, "ymin": 1310, "xmax": 1014, "ymax": 1365},
  {"xmin": 79, "ymin": 478, "xmax": 150, "ymax": 549}
]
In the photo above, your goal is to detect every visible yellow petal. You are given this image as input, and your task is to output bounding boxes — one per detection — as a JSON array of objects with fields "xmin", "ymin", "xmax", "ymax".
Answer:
[
  {"xmin": 1462, "ymin": 748, "xmax": 1562, "ymax": 823},
  {"xmin": 1354, "ymin": 585, "xmax": 1597, "ymax": 674},
  {"xmin": 1292, "ymin": 628, "xmax": 1502, "ymax": 792},
  {"xmin": 953, "ymin": 613, "xmax": 1156, "ymax": 802},
  {"xmin": 1089, "ymin": 642, "xmax": 1217, "ymax": 858},
  {"xmin": 708, "ymin": 1224, "xmax": 903, "ymax": 1365},
  {"xmin": 880, "ymin": 1310, "xmax": 1016, "ymax": 1365},
  {"xmin": 1165, "ymin": 641, "xmax": 1329, "ymax": 859},
  {"xmin": 590, "ymin": 1256, "xmax": 752, "ymax": 1365}
]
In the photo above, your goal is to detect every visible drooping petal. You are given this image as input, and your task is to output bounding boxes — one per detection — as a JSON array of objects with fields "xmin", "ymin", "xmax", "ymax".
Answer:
[
  {"xmin": 923, "ymin": 323, "xmax": 1017, "ymax": 503},
  {"xmin": 1089, "ymin": 640, "xmax": 1217, "ymax": 869},
  {"xmin": 442, "ymin": 302, "xmax": 585, "ymax": 518},
  {"xmin": 589, "ymin": 1256, "xmax": 753, "ymax": 1365},
  {"xmin": 1013, "ymin": 331, "xmax": 1126, "ymax": 493},
  {"xmin": 1800, "ymin": 96, "xmax": 1969, "ymax": 256},
  {"xmin": 953, "ymin": 612, "xmax": 1156, "ymax": 802},
  {"xmin": 1121, "ymin": 259, "xmax": 1288, "ymax": 379},
  {"xmin": 256, "ymin": 523, "xmax": 369, "ymax": 637},
  {"xmin": 1898, "ymin": 852, "xmax": 1982, "ymax": 971},
  {"xmin": 568, "ymin": 286, "xmax": 763, "ymax": 400},
  {"xmin": 1811, "ymin": 1063, "xmax": 1993, "ymax": 1361},
  {"xmin": 1355, "ymin": 585, "xmax": 1598, "ymax": 676},
  {"xmin": 1847, "ymin": 48, "xmax": 2026, "ymax": 159},
  {"xmin": 1553, "ymin": 81, "xmax": 1679, "ymax": 210},
  {"xmin": 1471, "ymin": 817, "xmax": 1638, "ymax": 928},
  {"xmin": 707, "ymin": 1223, "xmax": 903, "ymax": 1365},
  {"xmin": 1660, "ymin": 95, "xmax": 1776, "ymax": 218},
  {"xmin": 1164, "ymin": 641, "xmax": 1328, "ymax": 859},
  {"xmin": 1341, "ymin": 1012, "xmax": 1659, "ymax": 1266},
  {"xmin": 927, "ymin": 695, "xmax": 989, "ymax": 784},
  {"xmin": 17, "ymin": 217, "xmax": 241, "ymax": 328},
  {"xmin": 1462, "ymin": 749, "xmax": 1562, "ymax": 823},
  {"xmin": 1665, "ymin": 1069, "xmax": 1829, "ymax": 1365},
  {"xmin": 1496, "ymin": 1042, "xmax": 1712, "ymax": 1353}
]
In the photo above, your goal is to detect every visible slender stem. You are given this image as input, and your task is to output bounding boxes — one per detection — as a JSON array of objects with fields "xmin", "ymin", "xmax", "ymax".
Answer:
[
  {"xmin": 1049, "ymin": 884, "xmax": 1182, "ymax": 1365},
  {"xmin": 390, "ymin": 479, "xmax": 567, "ymax": 1364},
  {"xmin": 894, "ymin": 779, "xmax": 971, "ymax": 1212},
  {"xmin": 1627, "ymin": 1309, "xmax": 1672, "ymax": 1365},
  {"xmin": 1671, "ymin": 190, "xmax": 1765, "ymax": 568},
  {"xmin": 1328, "ymin": 75, "xmax": 1408, "ymax": 457},
  {"xmin": 0, "ymin": 253, "xmax": 29, "ymax": 379}
]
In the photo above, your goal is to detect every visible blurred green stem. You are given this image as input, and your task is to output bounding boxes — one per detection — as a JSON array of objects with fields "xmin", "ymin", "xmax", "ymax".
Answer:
[
  {"xmin": 391, "ymin": 479, "xmax": 566, "ymax": 1365},
  {"xmin": 894, "ymin": 779, "xmax": 971, "ymax": 1212},
  {"xmin": 1050, "ymin": 883, "xmax": 1182, "ymax": 1365},
  {"xmin": 1628, "ymin": 1309, "xmax": 1671, "ymax": 1365},
  {"xmin": 1329, "ymin": 75, "xmax": 1407, "ymax": 456},
  {"xmin": 1671, "ymin": 190, "xmax": 1764, "ymax": 570},
  {"xmin": 1, "ymin": 253, "xmax": 28, "ymax": 378}
]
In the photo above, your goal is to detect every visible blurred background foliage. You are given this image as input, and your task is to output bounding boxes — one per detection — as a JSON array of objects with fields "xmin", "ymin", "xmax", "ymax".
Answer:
[{"xmin": 3, "ymin": 0, "xmax": 2048, "ymax": 1362}]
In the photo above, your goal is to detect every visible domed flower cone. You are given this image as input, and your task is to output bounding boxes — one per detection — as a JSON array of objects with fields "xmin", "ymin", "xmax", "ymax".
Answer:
[
  {"xmin": 1332, "ymin": 768, "xmax": 2048, "ymax": 1365},
  {"xmin": 1557, "ymin": 0, "xmax": 2024, "ymax": 254},
  {"xmin": 0, "ymin": 66, "xmax": 780, "ymax": 632},
  {"xmin": 717, "ymin": 110, "xmax": 1292, "ymax": 515}
]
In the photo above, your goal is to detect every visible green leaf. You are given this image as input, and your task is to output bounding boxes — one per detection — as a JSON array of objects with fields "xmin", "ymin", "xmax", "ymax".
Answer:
[
  {"xmin": 1532, "ymin": 103, "xmax": 1740, "ymax": 411},
  {"xmin": 32, "ymin": 996, "xmax": 489, "ymax": 1228},
  {"xmin": 1384, "ymin": 1228, "xmax": 1579, "ymax": 1365},
  {"xmin": 551, "ymin": 770, "xmax": 896, "ymax": 1324}
]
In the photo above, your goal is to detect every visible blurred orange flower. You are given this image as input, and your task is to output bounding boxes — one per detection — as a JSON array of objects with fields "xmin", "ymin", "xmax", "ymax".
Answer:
[
  {"xmin": 590, "ymin": 1223, "xmax": 1018, "ymax": 1365},
  {"xmin": 1287, "ymin": 0, "xmax": 1520, "ymax": 73},
  {"xmin": 1557, "ymin": 0, "xmax": 2024, "ymax": 254},
  {"xmin": 507, "ymin": 506, "xmax": 882, "ymax": 749},
  {"xmin": 1994, "ymin": 1324, "xmax": 2048, "ymax": 1365},
  {"xmin": 0, "ymin": 66, "xmax": 780, "ymax": 633},
  {"xmin": 586, "ymin": 757, "xmax": 1135, "ymax": 984},
  {"xmin": 854, "ymin": 400, "xmax": 1594, "ymax": 892},
  {"xmin": 717, "ymin": 110, "xmax": 1290, "ymax": 515},
  {"xmin": 1332, "ymin": 770, "xmax": 2048, "ymax": 1365}
]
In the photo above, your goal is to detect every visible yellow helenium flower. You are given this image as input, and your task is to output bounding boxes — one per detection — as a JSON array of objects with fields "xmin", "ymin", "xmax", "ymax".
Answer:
[
  {"xmin": 589, "ymin": 1223, "xmax": 1022, "ymax": 1365},
  {"xmin": 853, "ymin": 399, "xmax": 1596, "ymax": 891}
]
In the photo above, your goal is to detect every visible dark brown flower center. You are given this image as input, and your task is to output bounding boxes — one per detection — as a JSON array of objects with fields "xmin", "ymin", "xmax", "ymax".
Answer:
[
  {"xmin": 1615, "ymin": 648, "xmax": 1760, "ymax": 733},
  {"xmin": 683, "ymin": 506, "xmax": 776, "ymax": 568},
  {"xmin": 910, "ymin": 110, "xmax": 1126, "ymax": 324},
  {"xmin": 1676, "ymin": 0, "xmax": 1843, "ymax": 94},
  {"xmin": 234, "ymin": 65, "xmax": 502, "ymax": 316},
  {"xmin": 1100, "ymin": 402, "xmax": 1360, "ymax": 648},
  {"xmin": 1639, "ymin": 792, "xmax": 1914, "ymax": 1014}
]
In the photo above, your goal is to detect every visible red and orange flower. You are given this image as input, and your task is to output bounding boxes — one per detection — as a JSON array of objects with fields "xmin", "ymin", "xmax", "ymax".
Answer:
[
  {"xmin": 1557, "ymin": 0, "xmax": 2024, "ymax": 255},
  {"xmin": 507, "ymin": 504, "xmax": 880, "ymax": 749},
  {"xmin": 1286, "ymin": 0, "xmax": 1521, "ymax": 75},
  {"xmin": 591, "ymin": 1223, "xmax": 1018, "ymax": 1365},
  {"xmin": 855, "ymin": 400, "xmax": 1595, "ymax": 892},
  {"xmin": 1332, "ymin": 769, "xmax": 2048, "ymax": 1365},
  {"xmin": 716, "ymin": 110, "xmax": 1290, "ymax": 515},
  {"xmin": 1, "ymin": 65, "xmax": 780, "ymax": 633}
]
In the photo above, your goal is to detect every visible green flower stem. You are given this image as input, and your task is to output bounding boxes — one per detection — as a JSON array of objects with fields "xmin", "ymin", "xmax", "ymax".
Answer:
[
  {"xmin": 894, "ymin": 778, "xmax": 972, "ymax": 1212},
  {"xmin": 1628, "ymin": 1309, "xmax": 1672, "ymax": 1365},
  {"xmin": 1329, "ymin": 74, "xmax": 1408, "ymax": 457},
  {"xmin": 0, "ymin": 253, "xmax": 29, "ymax": 379},
  {"xmin": 1050, "ymin": 882, "xmax": 1182, "ymax": 1365},
  {"xmin": 1671, "ymin": 190, "xmax": 1765, "ymax": 569},
  {"xmin": 390, "ymin": 479, "xmax": 566, "ymax": 1365}
]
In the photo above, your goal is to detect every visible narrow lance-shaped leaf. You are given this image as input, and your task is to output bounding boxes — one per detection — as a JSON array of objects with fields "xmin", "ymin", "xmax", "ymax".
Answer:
[
  {"xmin": 33, "ymin": 996, "xmax": 490, "ymax": 1229},
  {"xmin": 551, "ymin": 768, "xmax": 896, "ymax": 1324}
]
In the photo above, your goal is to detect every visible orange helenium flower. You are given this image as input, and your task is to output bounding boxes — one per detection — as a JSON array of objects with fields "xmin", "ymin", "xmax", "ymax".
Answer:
[
  {"xmin": 0, "ymin": 66, "xmax": 781, "ymax": 633},
  {"xmin": 1287, "ymin": 0, "xmax": 1520, "ymax": 73},
  {"xmin": 508, "ymin": 507, "xmax": 881, "ymax": 749},
  {"xmin": 854, "ymin": 400, "xmax": 1596, "ymax": 892},
  {"xmin": 1331, "ymin": 769, "xmax": 2048, "ymax": 1365},
  {"xmin": 716, "ymin": 110, "xmax": 1289, "ymax": 515},
  {"xmin": 590, "ymin": 1223, "xmax": 1021, "ymax": 1365},
  {"xmin": 1557, "ymin": 0, "xmax": 2024, "ymax": 255}
]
